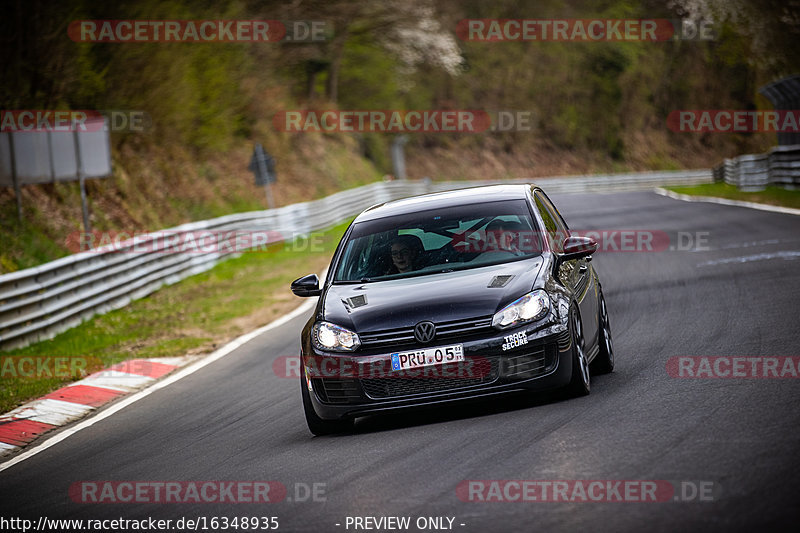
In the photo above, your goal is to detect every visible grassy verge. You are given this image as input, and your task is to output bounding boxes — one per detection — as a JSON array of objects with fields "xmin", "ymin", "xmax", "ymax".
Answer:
[
  {"xmin": 0, "ymin": 220, "xmax": 350, "ymax": 414},
  {"xmin": 666, "ymin": 183, "xmax": 800, "ymax": 209}
]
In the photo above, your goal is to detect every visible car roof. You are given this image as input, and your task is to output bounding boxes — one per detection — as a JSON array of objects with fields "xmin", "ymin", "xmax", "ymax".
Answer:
[{"xmin": 355, "ymin": 184, "xmax": 536, "ymax": 222}]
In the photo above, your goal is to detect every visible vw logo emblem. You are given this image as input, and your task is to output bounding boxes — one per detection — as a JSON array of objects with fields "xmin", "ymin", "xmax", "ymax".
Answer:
[{"xmin": 414, "ymin": 321, "xmax": 436, "ymax": 343}]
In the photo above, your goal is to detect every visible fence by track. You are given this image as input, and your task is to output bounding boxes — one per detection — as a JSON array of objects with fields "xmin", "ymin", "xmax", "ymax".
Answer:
[
  {"xmin": 713, "ymin": 145, "xmax": 800, "ymax": 191},
  {"xmin": 0, "ymin": 169, "xmax": 712, "ymax": 350}
]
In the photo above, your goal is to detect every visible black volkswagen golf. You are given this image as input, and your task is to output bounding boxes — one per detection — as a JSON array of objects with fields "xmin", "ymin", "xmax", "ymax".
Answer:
[{"xmin": 291, "ymin": 184, "xmax": 614, "ymax": 435}]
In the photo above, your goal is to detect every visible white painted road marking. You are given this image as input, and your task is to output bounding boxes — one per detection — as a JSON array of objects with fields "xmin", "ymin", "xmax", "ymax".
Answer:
[
  {"xmin": 655, "ymin": 187, "xmax": 800, "ymax": 216},
  {"xmin": 0, "ymin": 297, "xmax": 317, "ymax": 473}
]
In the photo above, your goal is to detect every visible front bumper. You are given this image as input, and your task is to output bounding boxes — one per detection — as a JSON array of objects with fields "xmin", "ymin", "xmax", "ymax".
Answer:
[{"xmin": 303, "ymin": 320, "xmax": 574, "ymax": 420}]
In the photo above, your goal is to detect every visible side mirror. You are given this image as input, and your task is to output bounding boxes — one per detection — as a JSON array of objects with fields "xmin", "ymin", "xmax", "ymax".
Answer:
[
  {"xmin": 291, "ymin": 274, "xmax": 322, "ymax": 297},
  {"xmin": 560, "ymin": 236, "xmax": 598, "ymax": 262}
]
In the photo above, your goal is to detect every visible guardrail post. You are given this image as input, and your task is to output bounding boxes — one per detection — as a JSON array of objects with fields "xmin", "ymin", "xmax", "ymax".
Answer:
[{"xmin": 8, "ymin": 132, "xmax": 22, "ymax": 221}]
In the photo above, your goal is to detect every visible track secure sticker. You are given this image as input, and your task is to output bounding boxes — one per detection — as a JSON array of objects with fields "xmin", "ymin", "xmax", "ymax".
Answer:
[{"xmin": 502, "ymin": 332, "xmax": 528, "ymax": 351}]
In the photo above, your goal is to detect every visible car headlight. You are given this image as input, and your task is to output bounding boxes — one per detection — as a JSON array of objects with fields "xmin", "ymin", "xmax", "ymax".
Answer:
[
  {"xmin": 312, "ymin": 321, "xmax": 361, "ymax": 352},
  {"xmin": 492, "ymin": 290, "xmax": 550, "ymax": 329}
]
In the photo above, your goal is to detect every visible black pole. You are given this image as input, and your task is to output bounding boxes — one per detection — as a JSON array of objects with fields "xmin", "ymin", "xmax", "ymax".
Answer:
[
  {"xmin": 256, "ymin": 145, "xmax": 275, "ymax": 209},
  {"xmin": 47, "ymin": 131, "xmax": 57, "ymax": 184},
  {"xmin": 73, "ymin": 130, "xmax": 92, "ymax": 239}
]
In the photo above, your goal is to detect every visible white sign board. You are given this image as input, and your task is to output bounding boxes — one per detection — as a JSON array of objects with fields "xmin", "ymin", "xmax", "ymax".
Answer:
[{"xmin": 0, "ymin": 116, "xmax": 112, "ymax": 186}]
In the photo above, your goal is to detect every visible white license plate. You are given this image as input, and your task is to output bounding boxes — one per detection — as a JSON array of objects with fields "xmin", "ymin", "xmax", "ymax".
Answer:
[{"xmin": 391, "ymin": 344, "xmax": 464, "ymax": 371}]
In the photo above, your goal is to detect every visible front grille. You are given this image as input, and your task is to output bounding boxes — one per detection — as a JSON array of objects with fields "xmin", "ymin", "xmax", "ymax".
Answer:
[
  {"xmin": 360, "ymin": 357, "xmax": 499, "ymax": 399},
  {"xmin": 359, "ymin": 315, "xmax": 494, "ymax": 349},
  {"xmin": 312, "ymin": 378, "xmax": 362, "ymax": 404}
]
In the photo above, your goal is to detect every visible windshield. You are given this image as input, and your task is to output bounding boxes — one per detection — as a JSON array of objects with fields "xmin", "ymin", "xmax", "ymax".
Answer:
[{"xmin": 334, "ymin": 199, "xmax": 544, "ymax": 283}]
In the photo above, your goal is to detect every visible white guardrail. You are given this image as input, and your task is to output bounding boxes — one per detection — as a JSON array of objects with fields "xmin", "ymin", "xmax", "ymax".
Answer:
[
  {"xmin": 713, "ymin": 145, "xmax": 800, "ymax": 191},
  {"xmin": 0, "ymin": 169, "xmax": 712, "ymax": 350}
]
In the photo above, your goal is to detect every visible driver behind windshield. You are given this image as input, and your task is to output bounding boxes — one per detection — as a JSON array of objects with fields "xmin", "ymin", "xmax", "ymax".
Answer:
[{"xmin": 387, "ymin": 234, "xmax": 424, "ymax": 274}]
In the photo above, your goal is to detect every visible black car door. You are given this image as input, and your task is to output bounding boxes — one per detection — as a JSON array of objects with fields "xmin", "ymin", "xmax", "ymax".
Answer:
[{"xmin": 534, "ymin": 190, "xmax": 600, "ymax": 347}]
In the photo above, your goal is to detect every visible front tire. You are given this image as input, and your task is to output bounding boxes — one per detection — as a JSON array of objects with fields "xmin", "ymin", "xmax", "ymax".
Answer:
[
  {"xmin": 591, "ymin": 291, "xmax": 614, "ymax": 374},
  {"xmin": 566, "ymin": 307, "xmax": 590, "ymax": 397},
  {"xmin": 301, "ymin": 374, "xmax": 354, "ymax": 436}
]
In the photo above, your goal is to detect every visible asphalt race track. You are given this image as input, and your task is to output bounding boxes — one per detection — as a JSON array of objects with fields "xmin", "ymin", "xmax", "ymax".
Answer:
[{"xmin": 1, "ymin": 190, "xmax": 799, "ymax": 532}]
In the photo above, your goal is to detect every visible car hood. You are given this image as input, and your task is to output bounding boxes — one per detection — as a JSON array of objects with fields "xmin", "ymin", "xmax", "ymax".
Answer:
[{"xmin": 322, "ymin": 257, "xmax": 544, "ymax": 332}]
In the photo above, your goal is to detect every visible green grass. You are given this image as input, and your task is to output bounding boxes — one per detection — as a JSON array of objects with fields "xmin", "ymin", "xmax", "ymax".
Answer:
[
  {"xmin": 667, "ymin": 183, "xmax": 800, "ymax": 209},
  {"xmin": 0, "ymin": 220, "xmax": 350, "ymax": 414},
  {"xmin": 0, "ymin": 206, "xmax": 72, "ymax": 273}
]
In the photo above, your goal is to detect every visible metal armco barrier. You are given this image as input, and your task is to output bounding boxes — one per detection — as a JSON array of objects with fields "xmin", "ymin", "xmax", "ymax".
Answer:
[
  {"xmin": 0, "ymin": 170, "xmax": 711, "ymax": 350},
  {"xmin": 714, "ymin": 145, "xmax": 800, "ymax": 191}
]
